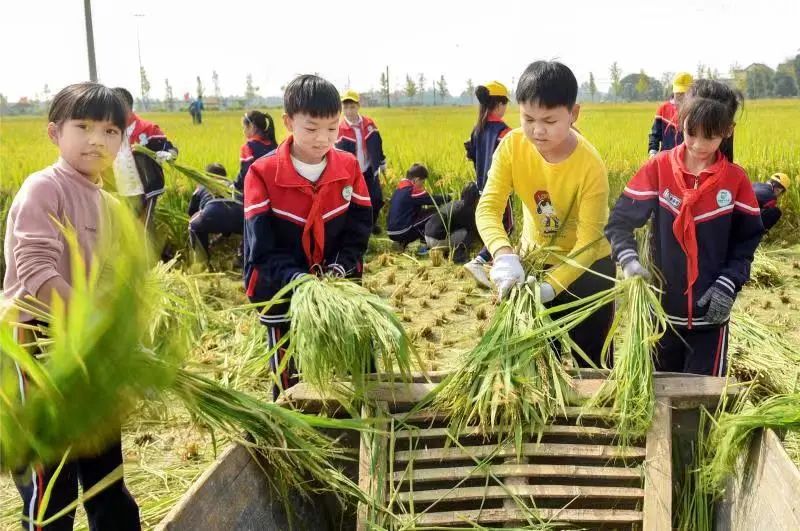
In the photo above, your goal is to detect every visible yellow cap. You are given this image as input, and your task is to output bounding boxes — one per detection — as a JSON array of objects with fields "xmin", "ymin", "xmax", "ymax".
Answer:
[
  {"xmin": 484, "ymin": 80, "xmax": 509, "ymax": 98},
  {"xmin": 770, "ymin": 172, "xmax": 791, "ymax": 190},
  {"xmin": 341, "ymin": 89, "xmax": 360, "ymax": 103},
  {"xmin": 673, "ymin": 72, "xmax": 694, "ymax": 94}
]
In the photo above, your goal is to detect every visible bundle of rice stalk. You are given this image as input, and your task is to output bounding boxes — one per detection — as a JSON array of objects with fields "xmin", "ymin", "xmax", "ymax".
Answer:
[
  {"xmin": 749, "ymin": 248, "xmax": 784, "ymax": 288},
  {"xmin": 675, "ymin": 408, "xmax": 716, "ymax": 531},
  {"xmin": 286, "ymin": 276, "xmax": 416, "ymax": 406},
  {"xmin": 0, "ymin": 203, "xmax": 184, "ymax": 471},
  {"xmin": 729, "ymin": 309, "xmax": 800, "ymax": 395},
  {"xmin": 432, "ymin": 282, "xmax": 622, "ymax": 451},
  {"xmin": 703, "ymin": 392, "xmax": 800, "ymax": 489},
  {"xmin": 133, "ymin": 145, "xmax": 235, "ymax": 198},
  {"xmin": 166, "ymin": 364, "xmax": 368, "ymax": 505},
  {"xmin": 583, "ymin": 276, "xmax": 667, "ymax": 447}
]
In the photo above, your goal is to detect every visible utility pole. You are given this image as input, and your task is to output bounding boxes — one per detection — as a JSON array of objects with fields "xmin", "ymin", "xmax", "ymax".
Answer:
[{"xmin": 83, "ymin": 0, "xmax": 97, "ymax": 81}]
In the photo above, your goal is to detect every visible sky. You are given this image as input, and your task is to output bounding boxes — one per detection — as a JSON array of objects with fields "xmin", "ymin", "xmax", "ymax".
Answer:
[{"xmin": 1, "ymin": 0, "xmax": 798, "ymax": 102}]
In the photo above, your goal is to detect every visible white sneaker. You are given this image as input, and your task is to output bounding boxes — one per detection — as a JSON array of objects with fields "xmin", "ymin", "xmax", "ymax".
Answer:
[{"xmin": 464, "ymin": 258, "xmax": 492, "ymax": 289}]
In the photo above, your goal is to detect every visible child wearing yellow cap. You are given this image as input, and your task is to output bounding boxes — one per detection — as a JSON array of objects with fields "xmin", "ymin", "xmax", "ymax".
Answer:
[
  {"xmin": 754, "ymin": 173, "xmax": 791, "ymax": 231},
  {"xmin": 335, "ymin": 89, "xmax": 387, "ymax": 234},
  {"xmin": 463, "ymin": 81, "xmax": 513, "ymax": 287},
  {"xmin": 648, "ymin": 72, "xmax": 693, "ymax": 158}
]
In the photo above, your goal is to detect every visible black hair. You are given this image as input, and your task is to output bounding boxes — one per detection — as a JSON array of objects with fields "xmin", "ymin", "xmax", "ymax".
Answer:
[
  {"xmin": 49, "ymin": 82, "xmax": 127, "ymax": 132},
  {"xmin": 515, "ymin": 61, "xmax": 578, "ymax": 109},
  {"xmin": 283, "ymin": 74, "xmax": 341, "ymax": 118},
  {"xmin": 243, "ymin": 110, "xmax": 278, "ymax": 144},
  {"xmin": 473, "ymin": 85, "xmax": 509, "ymax": 134},
  {"xmin": 406, "ymin": 163, "xmax": 429, "ymax": 180},
  {"xmin": 679, "ymin": 79, "xmax": 743, "ymax": 139},
  {"xmin": 112, "ymin": 87, "xmax": 134, "ymax": 108},
  {"xmin": 460, "ymin": 181, "xmax": 480, "ymax": 205},
  {"xmin": 205, "ymin": 163, "xmax": 227, "ymax": 177}
]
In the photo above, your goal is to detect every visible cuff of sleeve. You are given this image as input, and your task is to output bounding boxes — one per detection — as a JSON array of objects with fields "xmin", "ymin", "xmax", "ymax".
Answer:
[
  {"xmin": 26, "ymin": 270, "xmax": 62, "ymax": 300},
  {"xmin": 715, "ymin": 275, "xmax": 737, "ymax": 297},
  {"xmin": 486, "ymin": 236, "xmax": 513, "ymax": 257},
  {"xmin": 616, "ymin": 249, "xmax": 639, "ymax": 267}
]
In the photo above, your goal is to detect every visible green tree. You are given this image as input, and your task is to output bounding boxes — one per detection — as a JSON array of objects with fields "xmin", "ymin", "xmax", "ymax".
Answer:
[
  {"xmin": 635, "ymin": 69, "xmax": 650, "ymax": 97},
  {"xmin": 212, "ymin": 70, "xmax": 221, "ymax": 99},
  {"xmin": 437, "ymin": 75, "xmax": 449, "ymax": 101},
  {"xmin": 140, "ymin": 66, "xmax": 151, "ymax": 110},
  {"xmin": 379, "ymin": 70, "xmax": 390, "ymax": 107},
  {"xmin": 609, "ymin": 62, "xmax": 623, "ymax": 102},
  {"xmin": 773, "ymin": 72, "xmax": 798, "ymax": 97},
  {"xmin": 404, "ymin": 74, "xmax": 417, "ymax": 103},
  {"xmin": 465, "ymin": 78, "xmax": 475, "ymax": 103},
  {"xmin": 164, "ymin": 78, "xmax": 175, "ymax": 111},
  {"xmin": 196, "ymin": 76, "xmax": 204, "ymax": 99},
  {"xmin": 588, "ymin": 72, "xmax": 597, "ymax": 102},
  {"xmin": 417, "ymin": 73, "xmax": 426, "ymax": 104},
  {"xmin": 245, "ymin": 73, "xmax": 259, "ymax": 101}
]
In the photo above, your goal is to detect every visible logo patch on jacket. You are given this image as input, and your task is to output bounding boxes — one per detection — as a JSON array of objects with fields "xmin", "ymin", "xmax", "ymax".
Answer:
[
  {"xmin": 342, "ymin": 185, "xmax": 353, "ymax": 201},
  {"xmin": 716, "ymin": 189, "xmax": 732, "ymax": 207},
  {"xmin": 662, "ymin": 188, "xmax": 682, "ymax": 209},
  {"xmin": 534, "ymin": 190, "xmax": 560, "ymax": 234}
]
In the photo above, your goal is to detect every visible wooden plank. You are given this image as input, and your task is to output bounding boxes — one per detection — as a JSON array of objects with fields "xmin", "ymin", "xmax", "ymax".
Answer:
[
  {"xmin": 400, "ymin": 507, "xmax": 643, "ymax": 526},
  {"xmin": 356, "ymin": 401, "xmax": 388, "ymax": 531},
  {"xmin": 395, "ymin": 484, "xmax": 645, "ymax": 503},
  {"xmin": 393, "ymin": 423, "xmax": 621, "ymax": 440},
  {"xmin": 716, "ymin": 428, "xmax": 800, "ymax": 530},
  {"xmin": 394, "ymin": 442, "xmax": 646, "ymax": 464},
  {"xmin": 392, "ymin": 406, "xmax": 615, "ymax": 423},
  {"xmin": 392, "ymin": 463, "xmax": 642, "ymax": 483},
  {"xmin": 642, "ymin": 399, "xmax": 672, "ymax": 531}
]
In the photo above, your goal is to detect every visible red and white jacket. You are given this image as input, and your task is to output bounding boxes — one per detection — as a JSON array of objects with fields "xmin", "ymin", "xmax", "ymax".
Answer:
[{"xmin": 243, "ymin": 138, "xmax": 372, "ymax": 324}]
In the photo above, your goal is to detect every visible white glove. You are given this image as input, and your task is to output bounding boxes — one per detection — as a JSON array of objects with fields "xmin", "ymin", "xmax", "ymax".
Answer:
[
  {"xmin": 648, "ymin": 150, "xmax": 658, "ymax": 159},
  {"xmin": 525, "ymin": 277, "xmax": 556, "ymax": 304},
  {"xmin": 490, "ymin": 254, "xmax": 525, "ymax": 299},
  {"xmin": 622, "ymin": 258, "xmax": 651, "ymax": 280},
  {"xmin": 156, "ymin": 150, "xmax": 175, "ymax": 163}
]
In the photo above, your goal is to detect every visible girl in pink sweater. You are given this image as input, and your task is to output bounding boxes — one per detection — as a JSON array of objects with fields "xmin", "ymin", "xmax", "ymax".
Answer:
[{"xmin": 3, "ymin": 83, "xmax": 141, "ymax": 530}]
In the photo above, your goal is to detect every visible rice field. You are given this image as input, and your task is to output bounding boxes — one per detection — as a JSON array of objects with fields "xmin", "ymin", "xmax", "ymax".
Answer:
[{"xmin": 2, "ymin": 101, "xmax": 800, "ymax": 529}]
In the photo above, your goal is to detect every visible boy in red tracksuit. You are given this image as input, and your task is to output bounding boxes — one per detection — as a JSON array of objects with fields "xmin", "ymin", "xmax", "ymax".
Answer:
[
  {"xmin": 243, "ymin": 75, "xmax": 372, "ymax": 399},
  {"xmin": 335, "ymin": 89, "xmax": 387, "ymax": 234},
  {"xmin": 112, "ymin": 87, "xmax": 178, "ymax": 231},
  {"xmin": 607, "ymin": 80, "xmax": 764, "ymax": 376}
]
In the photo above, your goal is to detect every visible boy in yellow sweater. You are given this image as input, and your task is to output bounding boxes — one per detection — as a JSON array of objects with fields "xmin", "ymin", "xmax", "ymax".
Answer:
[{"xmin": 476, "ymin": 60, "xmax": 614, "ymax": 366}]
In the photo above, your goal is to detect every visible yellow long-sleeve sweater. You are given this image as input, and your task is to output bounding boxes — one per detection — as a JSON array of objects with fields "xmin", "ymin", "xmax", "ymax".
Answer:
[{"xmin": 476, "ymin": 128, "xmax": 612, "ymax": 294}]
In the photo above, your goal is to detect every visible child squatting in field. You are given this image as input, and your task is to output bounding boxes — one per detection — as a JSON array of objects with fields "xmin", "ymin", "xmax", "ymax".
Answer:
[
  {"xmin": 607, "ymin": 79, "xmax": 765, "ymax": 376},
  {"xmin": 3, "ymin": 82, "xmax": 141, "ymax": 530},
  {"xmin": 242, "ymin": 74, "xmax": 373, "ymax": 400},
  {"xmin": 476, "ymin": 61, "xmax": 615, "ymax": 368},
  {"xmin": 386, "ymin": 163, "xmax": 451, "ymax": 253}
]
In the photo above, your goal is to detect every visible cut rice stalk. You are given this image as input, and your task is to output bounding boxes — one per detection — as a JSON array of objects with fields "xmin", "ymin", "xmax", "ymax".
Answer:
[
  {"xmin": 286, "ymin": 276, "xmax": 417, "ymax": 408},
  {"xmin": 583, "ymin": 276, "xmax": 667, "ymax": 447}
]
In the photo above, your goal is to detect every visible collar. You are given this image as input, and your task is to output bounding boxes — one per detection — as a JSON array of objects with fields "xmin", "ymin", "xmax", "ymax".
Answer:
[
  {"xmin": 672, "ymin": 144, "xmax": 727, "ymax": 180},
  {"xmin": 487, "ymin": 113, "xmax": 504, "ymax": 123},
  {"xmin": 274, "ymin": 137, "xmax": 346, "ymax": 188},
  {"xmin": 344, "ymin": 115, "xmax": 362, "ymax": 127},
  {"xmin": 54, "ymin": 157, "xmax": 103, "ymax": 188},
  {"xmin": 247, "ymin": 136, "xmax": 274, "ymax": 148}
]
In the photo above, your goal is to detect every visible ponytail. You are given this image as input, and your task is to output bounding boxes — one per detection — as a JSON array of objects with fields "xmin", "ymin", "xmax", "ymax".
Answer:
[
  {"xmin": 244, "ymin": 110, "xmax": 278, "ymax": 144},
  {"xmin": 473, "ymin": 85, "xmax": 509, "ymax": 135}
]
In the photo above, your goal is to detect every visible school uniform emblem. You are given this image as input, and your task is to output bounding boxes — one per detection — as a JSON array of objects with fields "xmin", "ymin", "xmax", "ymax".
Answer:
[
  {"xmin": 662, "ymin": 188, "xmax": 682, "ymax": 209},
  {"xmin": 534, "ymin": 190, "xmax": 560, "ymax": 234},
  {"xmin": 342, "ymin": 185, "xmax": 353, "ymax": 201},
  {"xmin": 716, "ymin": 189, "xmax": 733, "ymax": 207}
]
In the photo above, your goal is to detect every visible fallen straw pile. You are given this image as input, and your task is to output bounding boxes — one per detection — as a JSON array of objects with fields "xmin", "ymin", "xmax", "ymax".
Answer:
[
  {"xmin": 729, "ymin": 309, "xmax": 800, "ymax": 395},
  {"xmin": 432, "ymin": 281, "xmax": 622, "ymax": 451},
  {"xmin": 287, "ymin": 276, "xmax": 416, "ymax": 406},
  {"xmin": 749, "ymin": 249, "xmax": 785, "ymax": 288},
  {"xmin": 703, "ymin": 392, "xmax": 800, "ymax": 489},
  {"xmin": 583, "ymin": 275, "xmax": 667, "ymax": 447}
]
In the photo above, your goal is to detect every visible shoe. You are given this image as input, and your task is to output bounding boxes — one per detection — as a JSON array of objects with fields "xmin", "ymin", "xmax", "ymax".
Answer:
[
  {"xmin": 416, "ymin": 245, "xmax": 430, "ymax": 257},
  {"xmin": 464, "ymin": 257, "xmax": 492, "ymax": 288}
]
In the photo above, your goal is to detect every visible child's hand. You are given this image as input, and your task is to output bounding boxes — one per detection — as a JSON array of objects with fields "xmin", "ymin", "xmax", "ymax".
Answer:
[
  {"xmin": 697, "ymin": 284, "xmax": 734, "ymax": 324},
  {"xmin": 490, "ymin": 254, "xmax": 525, "ymax": 299}
]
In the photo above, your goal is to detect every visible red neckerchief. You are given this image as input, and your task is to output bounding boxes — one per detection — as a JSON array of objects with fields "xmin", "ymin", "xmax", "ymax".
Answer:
[{"xmin": 670, "ymin": 144, "xmax": 728, "ymax": 326}]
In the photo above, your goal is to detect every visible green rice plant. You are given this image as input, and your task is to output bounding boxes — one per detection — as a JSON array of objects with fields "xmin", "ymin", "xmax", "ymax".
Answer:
[
  {"xmin": 0, "ymin": 203, "xmax": 183, "ymax": 471},
  {"xmin": 287, "ymin": 276, "xmax": 417, "ymax": 407},
  {"xmin": 430, "ymin": 282, "xmax": 622, "ymax": 454},
  {"xmin": 729, "ymin": 309, "xmax": 800, "ymax": 395},
  {"xmin": 582, "ymin": 276, "xmax": 667, "ymax": 447},
  {"xmin": 703, "ymin": 392, "xmax": 800, "ymax": 489},
  {"xmin": 675, "ymin": 408, "xmax": 715, "ymax": 531},
  {"xmin": 165, "ymin": 364, "xmax": 368, "ymax": 506}
]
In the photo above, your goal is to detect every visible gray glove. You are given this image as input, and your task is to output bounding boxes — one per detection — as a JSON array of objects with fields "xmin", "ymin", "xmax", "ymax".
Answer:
[
  {"xmin": 697, "ymin": 285, "xmax": 734, "ymax": 325},
  {"xmin": 622, "ymin": 258, "xmax": 651, "ymax": 281}
]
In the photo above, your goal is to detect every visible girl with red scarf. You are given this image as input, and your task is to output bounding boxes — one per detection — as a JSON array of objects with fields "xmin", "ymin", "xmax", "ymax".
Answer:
[{"xmin": 605, "ymin": 80, "xmax": 764, "ymax": 376}]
